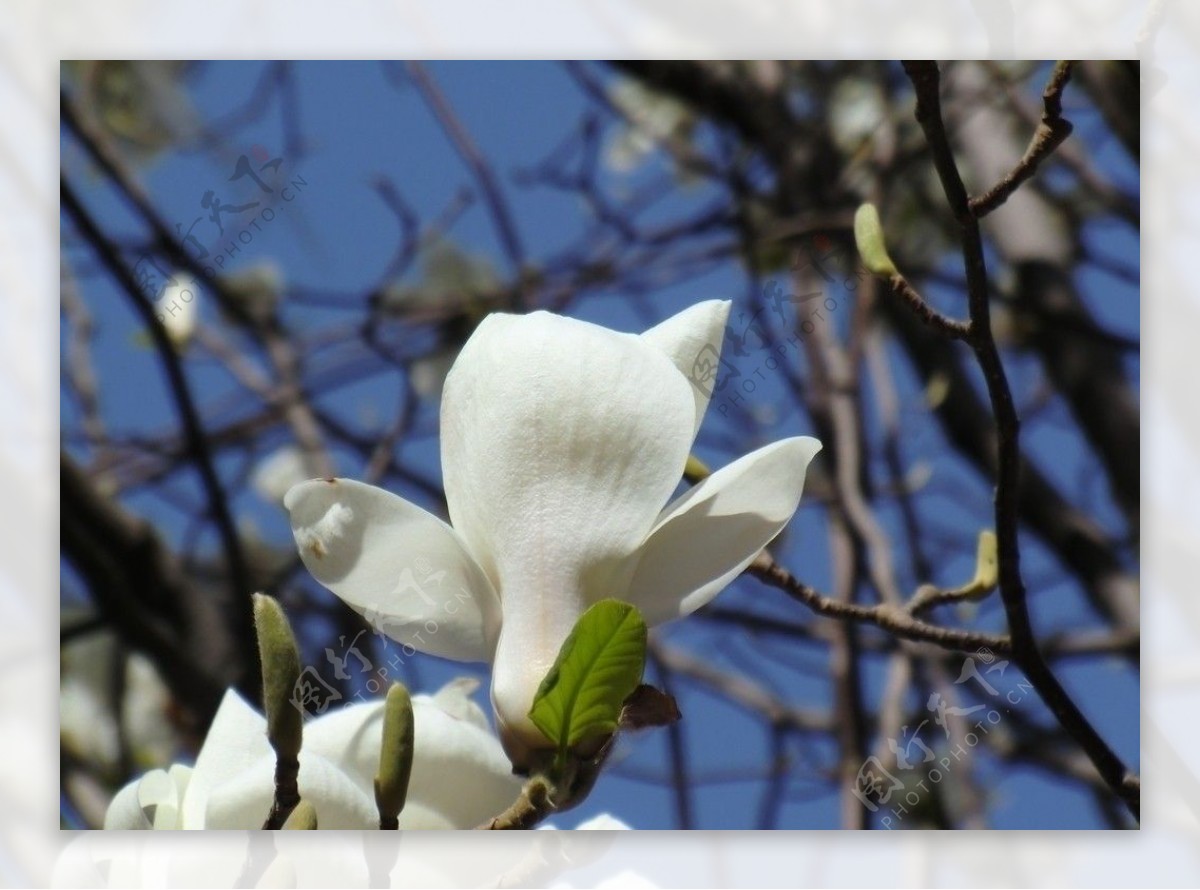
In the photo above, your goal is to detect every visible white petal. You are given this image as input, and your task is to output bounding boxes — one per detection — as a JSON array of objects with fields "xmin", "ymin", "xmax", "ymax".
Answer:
[
  {"xmin": 296, "ymin": 699, "xmax": 384, "ymax": 785},
  {"xmin": 180, "ymin": 689, "xmax": 270, "ymax": 828},
  {"xmin": 441, "ymin": 311, "xmax": 697, "ymax": 749},
  {"xmin": 204, "ymin": 752, "xmax": 377, "ymax": 829},
  {"xmin": 405, "ymin": 696, "xmax": 523, "ymax": 828},
  {"xmin": 625, "ymin": 437, "xmax": 822, "ymax": 625},
  {"xmin": 154, "ymin": 765, "xmax": 192, "ymax": 829},
  {"xmin": 141, "ymin": 771, "xmax": 180, "ymax": 830},
  {"xmin": 395, "ymin": 801, "xmax": 457, "ymax": 829},
  {"xmin": 427, "ymin": 676, "xmax": 490, "ymax": 730},
  {"xmin": 103, "ymin": 765, "xmax": 193, "ymax": 830},
  {"xmin": 299, "ymin": 692, "xmax": 521, "ymax": 829},
  {"xmin": 104, "ymin": 776, "xmax": 155, "ymax": 829},
  {"xmin": 284, "ymin": 478, "xmax": 500, "ymax": 662},
  {"xmin": 640, "ymin": 300, "xmax": 731, "ymax": 437}
]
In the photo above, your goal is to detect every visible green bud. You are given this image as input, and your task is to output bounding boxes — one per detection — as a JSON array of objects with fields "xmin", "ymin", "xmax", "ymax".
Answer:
[
  {"xmin": 375, "ymin": 682, "xmax": 415, "ymax": 827},
  {"xmin": 854, "ymin": 203, "xmax": 898, "ymax": 278},
  {"xmin": 971, "ymin": 530, "xmax": 999, "ymax": 593},
  {"xmin": 281, "ymin": 799, "xmax": 317, "ymax": 829},
  {"xmin": 684, "ymin": 454, "xmax": 711, "ymax": 483},
  {"xmin": 253, "ymin": 593, "xmax": 303, "ymax": 761}
]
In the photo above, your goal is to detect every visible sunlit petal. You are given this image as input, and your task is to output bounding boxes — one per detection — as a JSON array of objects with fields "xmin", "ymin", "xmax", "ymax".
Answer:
[
  {"xmin": 640, "ymin": 299, "xmax": 730, "ymax": 438},
  {"xmin": 441, "ymin": 310, "xmax": 696, "ymax": 746},
  {"xmin": 285, "ymin": 478, "xmax": 500, "ymax": 662},
  {"xmin": 626, "ymin": 437, "xmax": 822, "ymax": 624}
]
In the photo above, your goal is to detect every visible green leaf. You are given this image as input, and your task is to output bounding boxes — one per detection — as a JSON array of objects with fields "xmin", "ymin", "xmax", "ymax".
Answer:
[{"xmin": 528, "ymin": 599, "xmax": 648, "ymax": 760}]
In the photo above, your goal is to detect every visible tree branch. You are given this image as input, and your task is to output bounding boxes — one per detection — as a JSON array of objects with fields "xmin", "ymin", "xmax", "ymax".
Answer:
[
  {"xmin": 61, "ymin": 177, "xmax": 260, "ymax": 699},
  {"xmin": 477, "ymin": 777, "xmax": 556, "ymax": 830},
  {"xmin": 903, "ymin": 60, "xmax": 1139, "ymax": 821},
  {"xmin": 886, "ymin": 271, "xmax": 972, "ymax": 339},
  {"xmin": 969, "ymin": 61, "xmax": 1075, "ymax": 218},
  {"xmin": 60, "ymin": 452, "xmax": 235, "ymax": 725},
  {"xmin": 747, "ymin": 552, "xmax": 1011, "ymax": 655},
  {"xmin": 404, "ymin": 61, "xmax": 528, "ymax": 301}
]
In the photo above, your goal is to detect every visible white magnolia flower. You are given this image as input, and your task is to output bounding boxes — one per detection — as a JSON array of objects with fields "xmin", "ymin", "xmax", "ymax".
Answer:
[
  {"xmin": 60, "ymin": 627, "xmax": 121, "ymax": 772},
  {"xmin": 284, "ymin": 302, "xmax": 821, "ymax": 765},
  {"xmin": 605, "ymin": 79, "xmax": 692, "ymax": 173},
  {"xmin": 104, "ymin": 679, "xmax": 521, "ymax": 829}
]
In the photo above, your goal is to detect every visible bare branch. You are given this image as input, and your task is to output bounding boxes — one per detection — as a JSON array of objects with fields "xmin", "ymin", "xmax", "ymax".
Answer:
[
  {"xmin": 747, "ymin": 551, "xmax": 1012, "ymax": 655},
  {"xmin": 904, "ymin": 59, "xmax": 1139, "ymax": 821},
  {"xmin": 969, "ymin": 61, "xmax": 1075, "ymax": 218}
]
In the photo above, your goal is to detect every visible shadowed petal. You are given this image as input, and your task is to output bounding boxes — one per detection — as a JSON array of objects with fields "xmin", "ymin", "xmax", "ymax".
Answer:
[
  {"xmin": 204, "ymin": 752, "xmax": 378, "ymax": 829},
  {"xmin": 103, "ymin": 779, "xmax": 153, "ymax": 829},
  {"xmin": 302, "ymin": 684, "xmax": 522, "ymax": 829},
  {"xmin": 180, "ymin": 689, "xmax": 270, "ymax": 827}
]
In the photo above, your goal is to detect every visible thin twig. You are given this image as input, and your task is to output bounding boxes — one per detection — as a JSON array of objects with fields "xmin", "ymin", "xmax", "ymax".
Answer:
[
  {"xmin": 969, "ymin": 61, "xmax": 1075, "ymax": 218},
  {"xmin": 653, "ymin": 642, "xmax": 831, "ymax": 733},
  {"xmin": 747, "ymin": 552, "xmax": 1012, "ymax": 655},
  {"xmin": 60, "ymin": 93, "xmax": 259, "ymax": 332},
  {"xmin": 404, "ymin": 62, "xmax": 528, "ymax": 295},
  {"xmin": 649, "ymin": 651, "xmax": 694, "ymax": 828},
  {"xmin": 263, "ymin": 756, "xmax": 300, "ymax": 829},
  {"xmin": 886, "ymin": 271, "xmax": 972, "ymax": 339},
  {"xmin": 477, "ymin": 777, "xmax": 556, "ymax": 830},
  {"xmin": 906, "ymin": 581, "xmax": 995, "ymax": 616}
]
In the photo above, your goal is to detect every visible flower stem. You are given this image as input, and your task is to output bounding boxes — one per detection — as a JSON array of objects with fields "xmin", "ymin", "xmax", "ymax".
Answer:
[{"xmin": 263, "ymin": 755, "xmax": 300, "ymax": 829}]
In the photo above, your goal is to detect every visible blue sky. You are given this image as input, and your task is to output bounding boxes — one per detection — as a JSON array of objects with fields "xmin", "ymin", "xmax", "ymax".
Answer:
[{"xmin": 62, "ymin": 60, "xmax": 1139, "ymax": 829}]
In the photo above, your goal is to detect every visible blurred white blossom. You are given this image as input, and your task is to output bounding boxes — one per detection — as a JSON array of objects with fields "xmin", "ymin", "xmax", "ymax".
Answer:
[
  {"xmin": 252, "ymin": 445, "xmax": 321, "ymax": 505},
  {"xmin": 605, "ymin": 80, "xmax": 693, "ymax": 172},
  {"xmin": 153, "ymin": 273, "xmax": 199, "ymax": 347}
]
